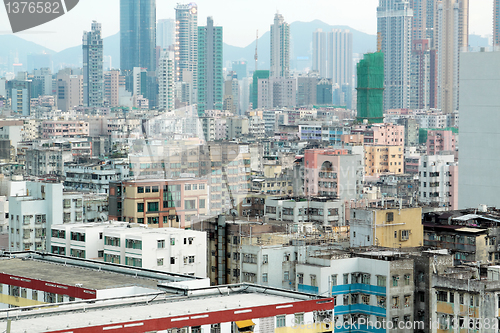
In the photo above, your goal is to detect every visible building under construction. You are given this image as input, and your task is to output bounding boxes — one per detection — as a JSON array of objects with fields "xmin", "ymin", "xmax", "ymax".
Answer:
[{"xmin": 356, "ymin": 52, "xmax": 384, "ymax": 123}]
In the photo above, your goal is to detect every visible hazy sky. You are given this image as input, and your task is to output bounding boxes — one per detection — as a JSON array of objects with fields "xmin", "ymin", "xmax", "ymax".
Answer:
[{"xmin": 0, "ymin": 0, "xmax": 495, "ymax": 52}]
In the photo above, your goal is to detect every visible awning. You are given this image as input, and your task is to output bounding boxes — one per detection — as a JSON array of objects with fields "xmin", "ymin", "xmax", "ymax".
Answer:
[{"xmin": 235, "ymin": 320, "xmax": 255, "ymax": 329}]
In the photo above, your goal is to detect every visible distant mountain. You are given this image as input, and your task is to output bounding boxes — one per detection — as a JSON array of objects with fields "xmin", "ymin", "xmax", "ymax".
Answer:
[
  {"xmin": 0, "ymin": 35, "xmax": 54, "ymax": 71},
  {"xmin": 224, "ymin": 20, "xmax": 377, "ymax": 73},
  {"xmin": 3, "ymin": 22, "xmax": 489, "ymax": 76},
  {"xmin": 53, "ymin": 32, "xmax": 120, "ymax": 70}
]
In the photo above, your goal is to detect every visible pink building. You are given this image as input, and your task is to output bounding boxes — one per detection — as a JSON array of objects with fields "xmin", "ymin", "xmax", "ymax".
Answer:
[
  {"xmin": 426, "ymin": 130, "xmax": 456, "ymax": 155},
  {"xmin": 303, "ymin": 148, "xmax": 363, "ymax": 200},
  {"xmin": 352, "ymin": 123, "xmax": 405, "ymax": 146},
  {"xmin": 41, "ymin": 121, "xmax": 89, "ymax": 139}
]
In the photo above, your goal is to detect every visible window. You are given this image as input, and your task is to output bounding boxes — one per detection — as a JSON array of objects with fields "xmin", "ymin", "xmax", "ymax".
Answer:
[
  {"xmin": 362, "ymin": 294, "xmax": 370, "ymax": 305},
  {"xmin": 310, "ymin": 274, "xmax": 317, "ymax": 287},
  {"xmin": 125, "ymin": 239, "xmax": 142, "ymax": 250},
  {"xmin": 170, "ymin": 257, "xmax": 175, "ymax": 264},
  {"xmin": 152, "ymin": 186, "xmax": 159, "ymax": 193},
  {"xmin": 147, "ymin": 202, "xmax": 159, "ymax": 212},
  {"xmin": 295, "ymin": 313, "xmax": 304, "ymax": 325},
  {"xmin": 344, "ymin": 273, "xmax": 349, "ymax": 285},
  {"xmin": 145, "ymin": 186, "xmax": 151, "ymax": 193},
  {"xmin": 184, "ymin": 255, "xmax": 195, "ymax": 264},
  {"xmin": 298, "ymin": 273, "xmax": 304, "ymax": 284},
  {"xmin": 137, "ymin": 187, "xmax": 144, "ymax": 193},
  {"xmin": 386, "ymin": 212, "xmax": 394, "ymax": 222},
  {"xmin": 377, "ymin": 296, "xmax": 386, "ymax": 308},
  {"xmin": 392, "ymin": 275, "xmax": 399, "ymax": 287},
  {"xmin": 331, "ymin": 274, "xmax": 337, "ymax": 286},
  {"xmin": 437, "ymin": 291, "xmax": 448, "ymax": 302},
  {"xmin": 362, "ymin": 274, "xmax": 370, "ymax": 284},
  {"xmin": 147, "ymin": 216, "xmax": 159, "ymax": 224},
  {"xmin": 276, "ymin": 315, "xmax": 286, "ymax": 328},
  {"xmin": 185, "ymin": 200, "xmax": 196, "ymax": 210},
  {"xmin": 377, "ymin": 275, "xmax": 386, "ymax": 287},
  {"xmin": 450, "ymin": 292, "xmax": 454, "ymax": 303},
  {"xmin": 104, "ymin": 236, "xmax": 120, "ymax": 246},
  {"xmin": 125, "ymin": 257, "xmax": 142, "ymax": 267},
  {"xmin": 199, "ymin": 199, "xmax": 206, "ymax": 209},
  {"xmin": 262, "ymin": 273, "xmax": 268, "ymax": 282},
  {"xmin": 404, "ymin": 295, "xmax": 410, "ymax": 307},
  {"xmin": 158, "ymin": 240, "xmax": 165, "ymax": 248},
  {"xmin": 459, "ymin": 293, "xmax": 464, "ymax": 304},
  {"xmin": 284, "ymin": 271, "xmax": 290, "ymax": 281},
  {"xmin": 157, "ymin": 258, "xmax": 164, "ymax": 266},
  {"xmin": 419, "ymin": 292, "xmax": 425, "ymax": 302},
  {"xmin": 185, "ymin": 184, "xmax": 191, "ymax": 191},
  {"xmin": 170, "ymin": 238, "xmax": 175, "ymax": 245},
  {"xmin": 392, "ymin": 296, "xmax": 399, "ymax": 309},
  {"xmin": 404, "ymin": 274, "xmax": 410, "ymax": 285},
  {"xmin": 263, "ymin": 254, "xmax": 268, "ymax": 264},
  {"xmin": 137, "ymin": 203, "xmax": 144, "ymax": 212}
]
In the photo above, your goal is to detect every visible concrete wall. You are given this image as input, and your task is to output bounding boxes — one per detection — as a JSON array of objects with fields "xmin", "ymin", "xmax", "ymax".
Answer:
[{"xmin": 459, "ymin": 51, "xmax": 500, "ymax": 208}]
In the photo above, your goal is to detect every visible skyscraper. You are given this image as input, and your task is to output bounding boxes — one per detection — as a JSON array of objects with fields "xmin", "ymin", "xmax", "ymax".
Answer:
[
  {"xmin": 327, "ymin": 29, "xmax": 353, "ymax": 88},
  {"xmin": 410, "ymin": 39, "xmax": 437, "ymax": 109},
  {"xmin": 377, "ymin": 0, "xmax": 413, "ymax": 110},
  {"xmin": 158, "ymin": 51, "xmax": 175, "ymax": 111},
  {"xmin": 175, "ymin": 3, "xmax": 198, "ymax": 105},
  {"xmin": 356, "ymin": 52, "xmax": 384, "ymax": 123},
  {"xmin": 157, "ymin": 19, "xmax": 176, "ymax": 49},
  {"xmin": 435, "ymin": 0, "xmax": 468, "ymax": 114},
  {"xmin": 120, "ymin": 0, "xmax": 156, "ymax": 81},
  {"xmin": 197, "ymin": 17, "xmax": 223, "ymax": 115},
  {"xmin": 312, "ymin": 29, "xmax": 327, "ymax": 78},
  {"xmin": 270, "ymin": 13, "xmax": 290, "ymax": 78},
  {"xmin": 83, "ymin": 21, "xmax": 103, "ymax": 107}
]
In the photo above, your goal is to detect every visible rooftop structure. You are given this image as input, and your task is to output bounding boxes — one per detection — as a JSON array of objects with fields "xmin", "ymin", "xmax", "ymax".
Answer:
[{"xmin": 2, "ymin": 282, "xmax": 334, "ymax": 333}]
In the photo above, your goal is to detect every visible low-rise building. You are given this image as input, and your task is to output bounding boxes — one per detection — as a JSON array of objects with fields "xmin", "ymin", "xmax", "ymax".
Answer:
[
  {"xmin": 426, "ymin": 130, "xmax": 456, "ymax": 155},
  {"xmin": 41, "ymin": 120, "xmax": 89, "ymax": 139},
  {"xmin": 3, "ymin": 281, "xmax": 334, "ymax": 333},
  {"xmin": 0, "ymin": 251, "xmax": 208, "ymax": 309},
  {"xmin": 365, "ymin": 145, "xmax": 405, "ymax": 177},
  {"xmin": 108, "ymin": 178, "xmax": 209, "ymax": 228},
  {"xmin": 418, "ymin": 154, "xmax": 458, "ymax": 209},
  {"xmin": 296, "ymin": 251, "xmax": 415, "ymax": 332},
  {"xmin": 265, "ymin": 196, "xmax": 345, "ymax": 226},
  {"xmin": 51, "ymin": 222, "xmax": 207, "ymax": 276},
  {"xmin": 304, "ymin": 148, "xmax": 364, "ymax": 200},
  {"xmin": 350, "ymin": 206, "xmax": 424, "ymax": 248},
  {"xmin": 64, "ymin": 160, "xmax": 128, "ymax": 194}
]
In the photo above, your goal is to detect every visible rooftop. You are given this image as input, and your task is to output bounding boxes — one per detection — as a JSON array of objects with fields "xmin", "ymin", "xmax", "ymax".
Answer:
[
  {"xmin": 0, "ymin": 252, "xmax": 204, "ymax": 289},
  {"xmin": 2, "ymin": 284, "xmax": 331, "ymax": 333}
]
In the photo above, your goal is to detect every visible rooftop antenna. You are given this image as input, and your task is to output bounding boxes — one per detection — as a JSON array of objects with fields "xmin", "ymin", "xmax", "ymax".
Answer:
[{"xmin": 254, "ymin": 30, "xmax": 259, "ymax": 71}]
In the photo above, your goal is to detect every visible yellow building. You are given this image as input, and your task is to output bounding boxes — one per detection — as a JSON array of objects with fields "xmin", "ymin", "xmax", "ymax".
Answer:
[
  {"xmin": 364, "ymin": 145, "xmax": 404, "ymax": 176},
  {"xmin": 350, "ymin": 206, "xmax": 423, "ymax": 248}
]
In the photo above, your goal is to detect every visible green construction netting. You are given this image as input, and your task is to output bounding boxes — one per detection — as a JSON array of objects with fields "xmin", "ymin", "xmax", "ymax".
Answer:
[{"xmin": 356, "ymin": 52, "xmax": 384, "ymax": 123}]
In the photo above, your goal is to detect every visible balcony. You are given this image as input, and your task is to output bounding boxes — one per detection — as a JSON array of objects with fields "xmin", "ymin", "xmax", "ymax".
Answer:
[
  {"xmin": 333, "ymin": 304, "xmax": 387, "ymax": 317},
  {"xmin": 331, "ymin": 284, "xmax": 386, "ymax": 296}
]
